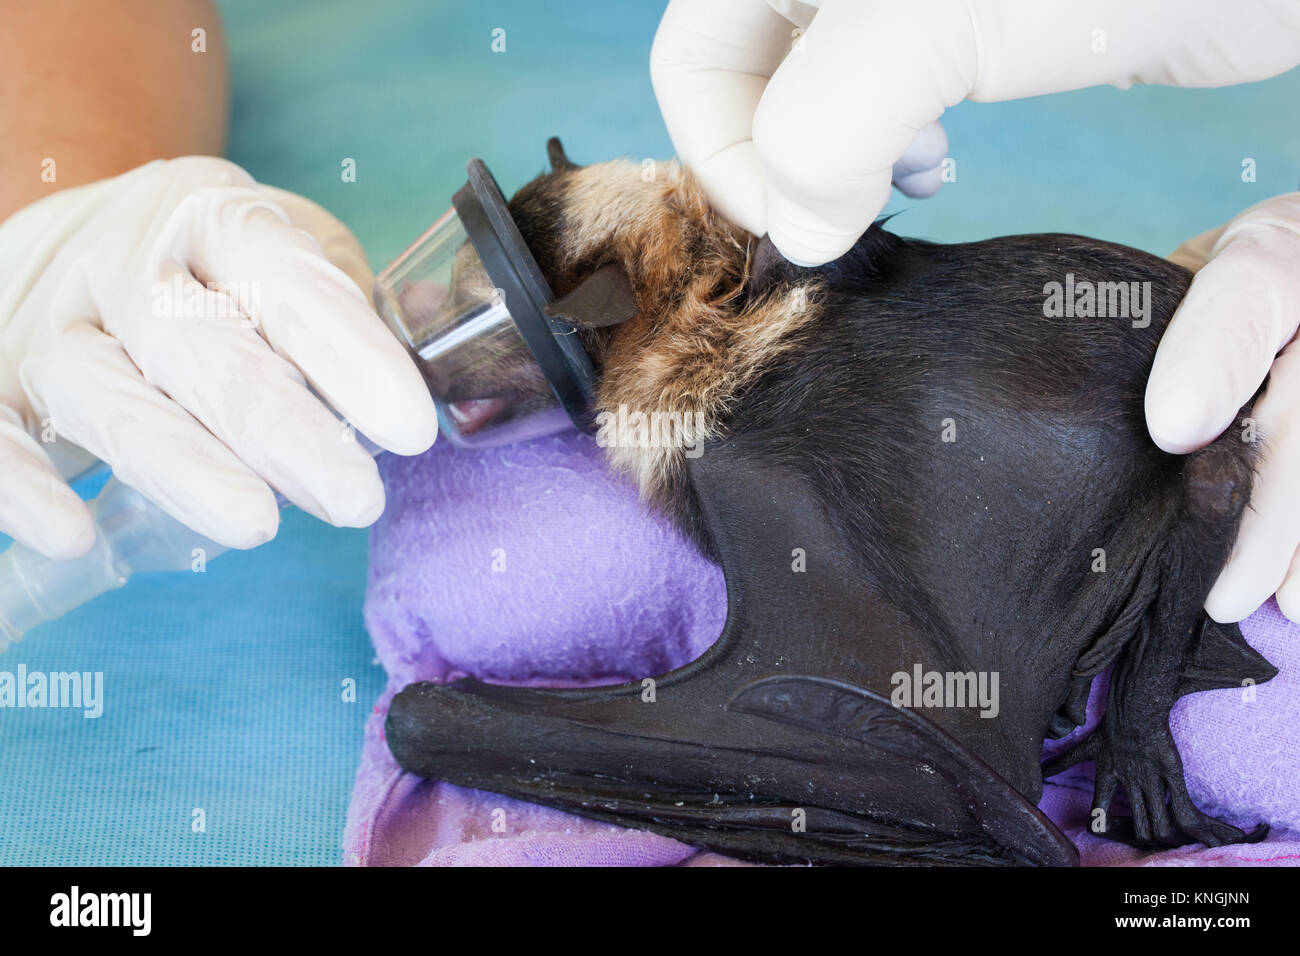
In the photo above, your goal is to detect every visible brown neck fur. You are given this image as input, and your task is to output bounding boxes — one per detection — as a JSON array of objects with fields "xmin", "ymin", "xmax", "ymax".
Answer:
[{"xmin": 510, "ymin": 159, "xmax": 825, "ymax": 513}]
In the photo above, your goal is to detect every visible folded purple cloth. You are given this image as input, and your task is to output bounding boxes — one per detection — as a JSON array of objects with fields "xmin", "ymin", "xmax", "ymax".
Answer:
[{"xmin": 346, "ymin": 433, "xmax": 1300, "ymax": 866}]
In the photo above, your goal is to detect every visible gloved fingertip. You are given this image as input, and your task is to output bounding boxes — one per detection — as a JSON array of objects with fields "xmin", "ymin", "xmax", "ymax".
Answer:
[
  {"xmin": 1274, "ymin": 590, "xmax": 1294, "ymax": 629},
  {"xmin": 332, "ymin": 485, "xmax": 386, "ymax": 529},
  {"xmin": 892, "ymin": 122, "xmax": 949, "ymax": 179},
  {"xmin": 893, "ymin": 166, "xmax": 944, "ymax": 199},
  {"xmin": 1203, "ymin": 586, "xmax": 1253, "ymax": 625},
  {"xmin": 1204, "ymin": 563, "xmax": 1271, "ymax": 623},
  {"xmin": 33, "ymin": 501, "xmax": 98, "ymax": 562},
  {"xmin": 311, "ymin": 454, "xmax": 386, "ymax": 529},
  {"xmin": 764, "ymin": 174, "xmax": 891, "ymax": 267},
  {"xmin": 765, "ymin": 216, "xmax": 854, "ymax": 267},
  {"xmin": 716, "ymin": 198, "xmax": 768, "ymax": 244},
  {"xmin": 0, "ymin": 464, "xmax": 98, "ymax": 561},
  {"xmin": 1144, "ymin": 381, "xmax": 1231, "ymax": 454},
  {"xmin": 227, "ymin": 523, "xmax": 277, "ymax": 552},
  {"xmin": 379, "ymin": 398, "xmax": 439, "ymax": 457},
  {"xmin": 689, "ymin": 143, "xmax": 769, "ymax": 238},
  {"xmin": 913, "ymin": 121, "xmax": 949, "ymax": 162},
  {"xmin": 213, "ymin": 493, "xmax": 280, "ymax": 551},
  {"xmin": 1275, "ymin": 577, "xmax": 1300, "ymax": 624}
]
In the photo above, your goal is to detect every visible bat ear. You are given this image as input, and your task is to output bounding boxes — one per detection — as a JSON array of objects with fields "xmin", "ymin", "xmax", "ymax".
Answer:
[
  {"xmin": 746, "ymin": 235, "xmax": 799, "ymax": 297},
  {"xmin": 544, "ymin": 263, "xmax": 638, "ymax": 329},
  {"xmin": 546, "ymin": 136, "xmax": 579, "ymax": 173}
]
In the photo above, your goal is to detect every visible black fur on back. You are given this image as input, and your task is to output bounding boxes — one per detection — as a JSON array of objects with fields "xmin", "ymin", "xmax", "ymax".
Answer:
[{"xmin": 707, "ymin": 226, "xmax": 1269, "ymax": 782}]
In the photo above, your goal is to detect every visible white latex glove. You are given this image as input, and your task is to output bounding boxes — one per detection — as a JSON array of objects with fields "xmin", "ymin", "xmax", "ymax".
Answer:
[
  {"xmin": 651, "ymin": 0, "xmax": 1300, "ymax": 265},
  {"xmin": 0, "ymin": 156, "xmax": 437, "ymax": 560},
  {"xmin": 1148, "ymin": 193, "xmax": 1300, "ymax": 624}
]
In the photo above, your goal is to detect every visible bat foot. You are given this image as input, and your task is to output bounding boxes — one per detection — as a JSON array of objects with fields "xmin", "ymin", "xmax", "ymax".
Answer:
[{"xmin": 1046, "ymin": 717, "xmax": 1269, "ymax": 850}]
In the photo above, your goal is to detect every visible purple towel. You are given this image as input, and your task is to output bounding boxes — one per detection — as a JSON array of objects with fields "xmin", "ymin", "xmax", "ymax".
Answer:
[{"xmin": 345, "ymin": 432, "xmax": 1300, "ymax": 866}]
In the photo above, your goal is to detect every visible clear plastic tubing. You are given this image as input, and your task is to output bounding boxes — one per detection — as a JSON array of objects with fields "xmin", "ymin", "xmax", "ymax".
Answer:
[{"xmin": 0, "ymin": 435, "xmax": 381, "ymax": 650}]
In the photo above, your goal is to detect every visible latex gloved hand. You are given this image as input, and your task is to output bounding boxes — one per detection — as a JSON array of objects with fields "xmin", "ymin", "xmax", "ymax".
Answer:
[
  {"xmin": 0, "ymin": 156, "xmax": 437, "ymax": 560},
  {"xmin": 1148, "ymin": 193, "xmax": 1300, "ymax": 624},
  {"xmin": 651, "ymin": 0, "xmax": 1300, "ymax": 265}
]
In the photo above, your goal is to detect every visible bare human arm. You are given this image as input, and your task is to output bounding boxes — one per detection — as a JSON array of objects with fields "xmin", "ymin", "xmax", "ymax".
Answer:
[{"xmin": 0, "ymin": 0, "xmax": 228, "ymax": 218}]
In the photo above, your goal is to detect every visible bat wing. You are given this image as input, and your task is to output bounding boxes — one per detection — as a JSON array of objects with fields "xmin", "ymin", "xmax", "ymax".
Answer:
[{"xmin": 385, "ymin": 449, "xmax": 1077, "ymax": 866}]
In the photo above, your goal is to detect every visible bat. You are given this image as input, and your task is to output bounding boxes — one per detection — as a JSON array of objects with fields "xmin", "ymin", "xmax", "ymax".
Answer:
[{"xmin": 383, "ymin": 140, "xmax": 1277, "ymax": 865}]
